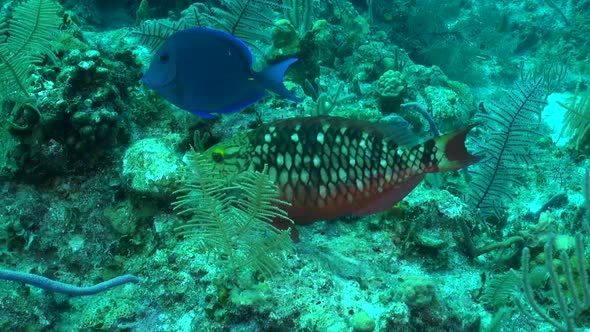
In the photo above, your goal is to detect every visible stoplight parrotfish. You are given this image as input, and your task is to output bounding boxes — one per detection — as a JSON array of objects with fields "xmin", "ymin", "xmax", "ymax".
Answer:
[
  {"xmin": 201, "ymin": 116, "xmax": 480, "ymax": 236},
  {"xmin": 141, "ymin": 27, "xmax": 302, "ymax": 118}
]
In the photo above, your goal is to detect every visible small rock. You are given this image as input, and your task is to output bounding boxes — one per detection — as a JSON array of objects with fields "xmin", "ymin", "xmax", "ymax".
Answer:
[
  {"xmin": 121, "ymin": 137, "xmax": 183, "ymax": 198},
  {"xmin": 351, "ymin": 310, "xmax": 375, "ymax": 332}
]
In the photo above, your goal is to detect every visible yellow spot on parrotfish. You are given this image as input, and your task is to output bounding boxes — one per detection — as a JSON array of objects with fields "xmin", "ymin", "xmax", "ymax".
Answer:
[
  {"xmin": 330, "ymin": 170, "xmax": 337, "ymax": 183},
  {"xmin": 279, "ymin": 170, "xmax": 289, "ymax": 185},
  {"xmin": 269, "ymin": 166, "xmax": 277, "ymax": 180},
  {"xmin": 338, "ymin": 168, "xmax": 347, "ymax": 181},
  {"xmin": 277, "ymin": 153, "xmax": 284, "ymax": 166},
  {"xmin": 301, "ymin": 169, "xmax": 310, "ymax": 183},
  {"xmin": 317, "ymin": 132, "xmax": 324, "ymax": 144},
  {"xmin": 356, "ymin": 179, "xmax": 364, "ymax": 190},
  {"xmin": 294, "ymin": 153, "xmax": 302, "ymax": 167},
  {"xmin": 313, "ymin": 155, "xmax": 321, "ymax": 167},
  {"xmin": 320, "ymin": 168, "xmax": 328, "ymax": 182},
  {"xmin": 319, "ymin": 185, "xmax": 327, "ymax": 198},
  {"xmin": 385, "ymin": 167, "xmax": 393, "ymax": 182},
  {"xmin": 285, "ymin": 153, "xmax": 292, "ymax": 170},
  {"xmin": 328, "ymin": 183, "xmax": 337, "ymax": 198}
]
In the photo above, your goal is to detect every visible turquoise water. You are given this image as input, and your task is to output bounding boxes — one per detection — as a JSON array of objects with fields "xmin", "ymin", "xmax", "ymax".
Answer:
[{"xmin": 0, "ymin": 0, "xmax": 588, "ymax": 331}]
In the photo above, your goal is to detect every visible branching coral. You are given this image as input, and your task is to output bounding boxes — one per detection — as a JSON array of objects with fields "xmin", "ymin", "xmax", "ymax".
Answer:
[{"xmin": 513, "ymin": 233, "xmax": 590, "ymax": 332}]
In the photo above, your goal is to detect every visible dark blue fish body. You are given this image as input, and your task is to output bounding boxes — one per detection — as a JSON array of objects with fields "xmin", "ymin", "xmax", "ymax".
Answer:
[{"xmin": 141, "ymin": 28, "xmax": 301, "ymax": 118}]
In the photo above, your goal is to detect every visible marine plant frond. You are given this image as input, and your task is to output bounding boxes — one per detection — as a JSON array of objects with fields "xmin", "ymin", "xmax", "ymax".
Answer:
[
  {"xmin": 557, "ymin": 87, "xmax": 590, "ymax": 149},
  {"xmin": 283, "ymin": 0, "xmax": 313, "ymax": 37},
  {"xmin": 181, "ymin": 2, "xmax": 214, "ymax": 29},
  {"xmin": 0, "ymin": 0, "xmax": 61, "ymax": 104},
  {"xmin": 172, "ymin": 151, "xmax": 231, "ymax": 212},
  {"xmin": 233, "ymin": 164, "xmax": 293, "ymax": 225},
  {"xmin": 481, "ymin": 271, "xmax": 522, "ymax": 309},
  {"xmin": 175, "ymin": 193, "xmax": 237, "ymax": 254},
  {"xmin": 238, "ymin": 230, "xmax": 293, "ymax": 278},
  {"xmin": 133, "ymin": 20, "xmax": 187, "ymax": 51},
  {"xmin": 467, "ymin": 78, "xmax": 547, "ymax": 218},
  {"xmin": 134, "ymin": 3, "xmax": 214, "ymax": 51},
  {"xmin": 173, "ymin": 151, "xmax": 293, "ymax": 278},
  {"xmin": 133, "ymin": 0, "xmax": 282, "ymax": 51},
  {"xmin": 0, "ymin": 46, "xmax": 34, "ymax": 101},
  {"xmin": 206, "ymin": 0, "xmax": 285, "ymax": 43},
  {"xmin": 7, "ymin": 0, "xmax": 62, "ymax": 63}
]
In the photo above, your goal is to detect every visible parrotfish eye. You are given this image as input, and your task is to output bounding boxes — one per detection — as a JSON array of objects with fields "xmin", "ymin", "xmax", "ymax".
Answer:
[
  {"xmin": 159, "ymin": 53, "xmax": 170, "ymax": 64},
  {"xmin": 212, "ymin": 149, "xmax": 224, "ymax": 163}
]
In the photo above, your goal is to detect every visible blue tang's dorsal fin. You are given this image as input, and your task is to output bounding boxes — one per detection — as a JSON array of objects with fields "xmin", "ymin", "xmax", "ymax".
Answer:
[{"xmin": 186, "ymin": 27, "xmax": 254, "ymax": 66}]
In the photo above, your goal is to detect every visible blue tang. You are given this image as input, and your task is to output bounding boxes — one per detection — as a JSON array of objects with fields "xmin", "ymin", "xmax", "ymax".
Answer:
[{"xmin": 141, "ymin": 27, "xmax": 302, "ymax": 118}]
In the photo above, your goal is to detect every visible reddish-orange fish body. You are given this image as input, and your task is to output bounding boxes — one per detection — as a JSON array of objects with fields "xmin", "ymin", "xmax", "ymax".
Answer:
[{"xmin": 203, "ymin": 116, "xmax": 479, "ymax": 226}]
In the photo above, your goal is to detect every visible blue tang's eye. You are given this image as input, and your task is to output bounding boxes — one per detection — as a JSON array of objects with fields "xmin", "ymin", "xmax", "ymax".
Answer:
[{"xmin": 159, "ymin": 53, "xmax": 170, "ymax": 64}]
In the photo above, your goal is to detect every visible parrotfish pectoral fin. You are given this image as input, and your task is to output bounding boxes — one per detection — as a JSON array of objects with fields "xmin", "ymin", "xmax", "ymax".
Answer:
[
  {"xmin": 435, "ymin": 123, "xmax": 482, "ymax": 172},
  {"xmin": 258, "ymin": 58, "xmax": 302, "ymax": 103},
  {"xmin": 189, "ymin": 110, "xmax": 217, "ymax": 119}
]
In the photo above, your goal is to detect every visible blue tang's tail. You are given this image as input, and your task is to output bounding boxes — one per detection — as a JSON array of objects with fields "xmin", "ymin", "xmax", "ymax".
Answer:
[{"xmin": 258, "ymin": 58, "xmax": 302, "ymax": 102}]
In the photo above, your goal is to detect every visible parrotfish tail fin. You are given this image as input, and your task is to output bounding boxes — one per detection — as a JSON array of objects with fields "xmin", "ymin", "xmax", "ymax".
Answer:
[
  {"xmin": 259, "ymin": 58, "xmax": 302, "ymax": 103},
  {"xmin": 435, "ymin": 124, "xmax": 482, "ymax": 172}
]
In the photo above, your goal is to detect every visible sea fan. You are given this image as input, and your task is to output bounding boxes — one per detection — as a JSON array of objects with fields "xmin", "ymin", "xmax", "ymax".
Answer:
[
  {"xmin": 133, "ymin": 20, "xmax": 189, "ymax": 52},
  {"xmin": 135, "ymin": 0, "xmax": 283, "ymax": 52},
  {"xmin": 205, "ymin": 0, "xmax": 284, "ymax": 42},
  {"xmin": 467, "ymin": 79, "xmax": 547, "ymax": 217}
]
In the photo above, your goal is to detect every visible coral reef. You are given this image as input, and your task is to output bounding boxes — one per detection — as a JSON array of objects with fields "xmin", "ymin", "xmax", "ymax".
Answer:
[{"xmin": 1, "ymin": 0, "xmax": 589, "ymax": 331}]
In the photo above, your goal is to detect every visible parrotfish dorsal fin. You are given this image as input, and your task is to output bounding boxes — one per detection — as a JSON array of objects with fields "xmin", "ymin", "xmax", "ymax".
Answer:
[
  {"xmin": 263, "ymin": 116, "xmax": 420, "ymax": 146},
  {"xmin": 373, "ymin": 117, "xmax": 421, "ymax": 147}
]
